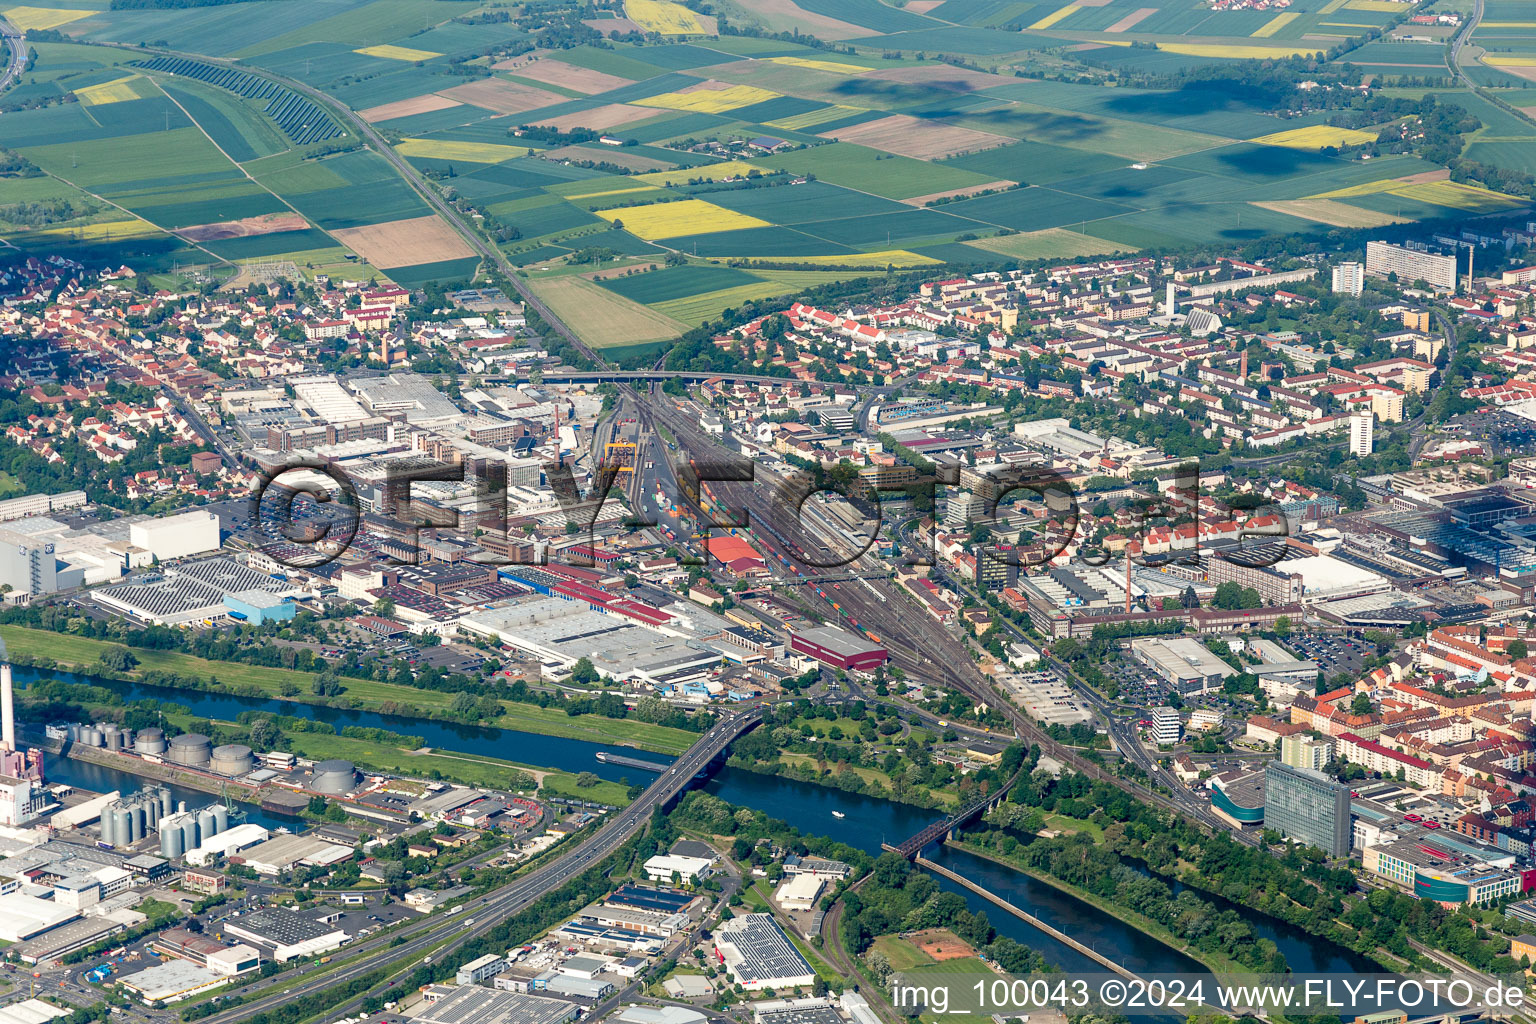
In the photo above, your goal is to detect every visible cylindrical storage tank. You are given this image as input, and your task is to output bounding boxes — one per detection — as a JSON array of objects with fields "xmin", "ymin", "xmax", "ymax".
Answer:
[
  {"xmin": 105, "ymin": 729, "xmax": 122, "ymax": 752},
  {"xmin": 182, "ymin": 819, "xmax": 200, "ymax": 851},
  {"xmin": 210, "ymin": 744, "xmax": 254, "ymax": 777},
  {"xmin": 197, "ymin": 807, "xmax": 217, "ymax": 840},
  {"xmin": 159, "ymin": 788, "xmax": 173, "ymax": 816},
  {"xmin": 82, "ymin": 727, "xmax": 101, "ymax": 747},
  {"xmin": 311, "ymin": 759, "xmax": 357, "ymax": 795},
  {"xmin": 135, "ymin": 728, "xmax": 166, "ymax": 755},
  {"xmin": 160, "ymin": 827, "xmax": 184, "ymax": 860},
  {"xmin": 66, "ymin": 724, "xmax": 79, "ymax": 742},
  {"xmin": 212, "ymin": 804, "xmax": 229, "ymax": 833},
  {"xmin": 167, "ymin": 733, "xmax": 211, "ymax": 767},
  {"xmin": 111, "ymin": 809, "xmax": 130, "ymax": 847},
  {"xmin": 131, "ymin": 805, "xmax": 146, "ymax": 841},
  {"xmin": 120, "ymin": 728, "xmax": 134, "ymax": 748},
  {"xmin": 177, "ymin": 801, "xmax": 187, "ymax": 814},
  {"xmin": 100, "ymin": 809, "xmax": 115, "ymax": 846},
  {"xmin": 126, "ymin": 814, "xmax": 139, "ymax": 845},
  {"xmin": 145, "ymin": 799, "xmax": 159, "ymax": 828}
]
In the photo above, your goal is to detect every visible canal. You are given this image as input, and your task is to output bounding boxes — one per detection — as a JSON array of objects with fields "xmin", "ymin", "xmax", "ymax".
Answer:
[{"xmin": 16, "ymin": 665, "xmax": 1376, "ymax": 985}]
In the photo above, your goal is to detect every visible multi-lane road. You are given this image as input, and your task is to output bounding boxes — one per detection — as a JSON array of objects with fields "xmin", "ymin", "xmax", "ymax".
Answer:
[
  {"xmin": 200, "ymin": 708, "xmax": 761, "ymax": 1024},
  {"xmin": 0, "ymin": 16, "xmax": 25, "ymax": 93}
]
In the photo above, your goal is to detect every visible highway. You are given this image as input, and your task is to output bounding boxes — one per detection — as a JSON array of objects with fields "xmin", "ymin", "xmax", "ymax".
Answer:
[
  {"xmin": 199, "ymin": 708, "xmax": 761, "ymax": 1024},
  {"xmin": 0, "ymin": 16, "xmax": 24, "ymax": 93}
]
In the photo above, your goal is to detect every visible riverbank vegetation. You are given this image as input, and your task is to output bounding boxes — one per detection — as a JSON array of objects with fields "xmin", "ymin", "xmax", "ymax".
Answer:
[
  {"xmin": 724, "ymin": 699, "xmax": 1028, "ymax": 811},
  {"xmin": 973, "ymin": 768, "xmax": 1526, "ymax": 975},
  {"xmin": 0, "ymin": 621, "xmax": 698, "ymax": 754}
]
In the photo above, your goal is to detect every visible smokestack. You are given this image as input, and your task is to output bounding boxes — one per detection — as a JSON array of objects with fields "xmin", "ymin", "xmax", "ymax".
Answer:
[{"xmin": 2, "ymin": 661, "xmax": 14, "ymax": 754}]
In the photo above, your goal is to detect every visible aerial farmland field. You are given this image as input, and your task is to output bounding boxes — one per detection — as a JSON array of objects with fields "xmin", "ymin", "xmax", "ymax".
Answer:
[{"xmin": 0, "ymin": 0, "xmax": 1529, "ymax": 332}]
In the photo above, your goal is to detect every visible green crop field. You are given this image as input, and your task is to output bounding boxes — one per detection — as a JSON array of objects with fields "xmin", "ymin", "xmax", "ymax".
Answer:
[{"xmin": 3, "ymin": 0, "xmax": 1529, "ymax": 332}]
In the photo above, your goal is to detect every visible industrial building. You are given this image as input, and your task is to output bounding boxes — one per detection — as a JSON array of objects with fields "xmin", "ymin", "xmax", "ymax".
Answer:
[
  {"xmin": 0, "ymin": 893, "xmax": 77, "ymax": 941},
  {"xmin": 92, "ymin": 557, "xmax": 299, "ymax": 627},
  {"xmin": 1263, "ymin": 761, "xmax": 1352, "ymax": 857},
  {"xmin": 128, "ymin": 510, "xmax": 221, "ymax": 562},
  {"xmin": 1130, "ymin": 637, "xmax": 1236, "ymax": 694},
  {"xmin": 221, "ymin": 907, "xmax": 348, "ymax": 962},
  {"xmin": 788, "ymin": 626, "xmax": 888, "ymax": 672},
  {"xmin": 712, "ymin": 914, "xmax": 816, "ymax": 992},
  {"xmin": 235, "ymin": 833, "xmax": 354, "ymax": 876},
  {"xmin": 118, "ymin": 960, "xmax": 226, "ymax": 1004},
  {"xmin": 775, "ymin": 873, "xmax": 824, "ymax": 911},
  {"xmin": 643, "ymin": 853, "xmax": 714, "ymax": 884},
  {"xmin": 414, "ymin": 986, "xmax": 580, "ymax": 1024},
  {"xmin": 223, "ymin": 589, "xmax": 295, "ymax": 626}
]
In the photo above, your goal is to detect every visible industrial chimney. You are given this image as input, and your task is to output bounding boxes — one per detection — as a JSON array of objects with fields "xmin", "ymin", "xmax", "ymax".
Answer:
[{"xmin": 0, "ymin": 636, "xmax": 13, "ymax": 752}]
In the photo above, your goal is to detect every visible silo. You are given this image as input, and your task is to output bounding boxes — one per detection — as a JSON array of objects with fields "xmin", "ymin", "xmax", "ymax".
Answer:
[
  {"xmin": 135, "ymin": 728, "xmax": 167, "ymax": 755},
  {"xmin": 210, "ymin": 744, "xmax": 254, "ymax": 777},
  {"xmin": 197, "ymin": 807, "xmax": 218, "ymax": 840},
  {"xmin": 81, "ymin": 727, "xmax": 101, "ymax": 747},
  {"xmin": 158, "ymin": 788, "xmax": 173, "ymax": 816},
  {"xmin": 311, "ymin": 759, "xmax": 357, "ymax": 795},
  {"xmin": 167, "ymin": 733, "xmax": 211, "ymax": 767},
  {"xmin": 159, "ymin": 827, "xmax": 184, "ymax": 860},
  {"xmin": 111, "ymin": 808, "xmax": 130, "ymax": 847},
  {"xmin": 99, "ymin": 809, "xmax": 115, "ymax": 846},
  {"xmin": 181, "ymin": 818, "xmax": 200, "ymax": 851},
  {"xmin": 125, "ymin": 813, "xmax": 139, "ymax": 845},
  {"xmin": 131, "ymin": 805, "xmax": 146, "ymax": 841},
  {"xmin": 145, "ymin": 798, "xmax": 159, "ymax": 829},
  {"xmin": 212, "ymin": 804, "xmax": 229, "ymax": 833}
]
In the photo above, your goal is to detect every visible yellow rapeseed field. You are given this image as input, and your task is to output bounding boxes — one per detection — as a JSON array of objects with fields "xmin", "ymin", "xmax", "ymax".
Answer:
[
  {"xmin": 768, "ymin": 55, "xmax": 870, "ymax": 74},
  {"xmin": 29, "ymin": 219, "xmax": 160, "ymax": 240},
  {"xmin": 4, "ymin": 5, "xmax": 90, "ymax": 29},
  {"xmin": 1344, "ymin": 0, "xmax": 1411, "ymax": 11},
  {"xmin": 1484, "ymin": 55, "xmax": 1536, "ymax": 66},
  {"xmin": 767, "ymin": 105, "xmax": 867, "ymax": 131},
  {"xmin": 1158, "ymin": 42, "xmax": 1317, "ymax": 57},
  {"xmin": 1029, "ymin": 3, "xmax": 1079, "ymax": 29},
  {"xmin": 637, "ymin": 160, "xmax": 768, "ymax": 186},
  {"xmin": 720, "ymin": 249, "xmax": 941, "ymax": 267},
  {"xmin": 595, "ymin": 199, "xmax": 770, "ymax": 239},
  {"xmin": 74, "ymin": 75, "xmax": 147, "ymax": 106},
  {"xmin": 395, "ymin": 138, "xmax": 526, "ymax": 162},
  {"xmin": 1249, "ymin": 124, "xmax": 1377, "ymax": 149},
  {"xmin": 355, "ymin": 44, "xmax": 441, "ymax": 61},
  {"xmin": 1310, "ymin": 177, "xmax": 1524, "ymax": 212},
  {"xmin": 1252, "ymin": 12, "xmax": 1299, "ymax": 36},
  {"xmin": 634, "ymin": 84, "xmax": 781, "ymax": 113},
  {"xmin": 565, "ymin": 185, "xmax": 666, "ymax": 201},
  {"xmin": 625, "ymin": 0, "xmax": 705, "ymax": 33}
]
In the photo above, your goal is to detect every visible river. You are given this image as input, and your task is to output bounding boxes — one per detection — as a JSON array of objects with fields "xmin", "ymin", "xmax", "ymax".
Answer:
[{"xmin": 15, "ymin": 665, "xmax": 1376, "ymax": 988}]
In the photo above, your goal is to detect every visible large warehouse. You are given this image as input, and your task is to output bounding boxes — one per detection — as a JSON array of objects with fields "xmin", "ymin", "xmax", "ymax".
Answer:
[
  {"xmin": 0, "ymin": 893, "xmax": 77, "ymax": 942},
  {"xmin": 128, "ymin": 510, "xmax": 221, "ymax": 562},
  {"xmin": 413, "ymin": 986, "xmax": 579, "ymax": 1024},
  {"xmin": 221, "ymin": 907, "xmax": 347, "ymax": 962},
  {"xmin": 788, "ymin": 626, "xmax": 888, "ymax": 672},
  {"xmin": 1130, "ymin": 636, "xmax": 1236, "ymax": 694},
  {"xmin": 713, "ymin": 914, "xmax": 815, "ymax": 992}
]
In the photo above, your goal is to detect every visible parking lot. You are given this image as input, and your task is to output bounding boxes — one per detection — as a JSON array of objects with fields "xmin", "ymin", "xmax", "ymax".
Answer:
[{"xmin": 1288, "ymin": 633, "xmax": 1368, "ymax": 681}]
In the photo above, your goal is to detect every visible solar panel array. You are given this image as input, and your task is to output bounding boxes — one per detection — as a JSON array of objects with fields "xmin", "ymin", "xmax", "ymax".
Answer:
[
  {"xmin": 717, "ymin": 914, "xmax": 813, "ymax": 985},
  {"xmin": 131, "ymin": 57, "xmax": 344, "ymax": 145}
]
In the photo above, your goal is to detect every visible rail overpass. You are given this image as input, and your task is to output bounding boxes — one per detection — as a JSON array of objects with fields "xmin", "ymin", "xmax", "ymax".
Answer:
[
  {"xmin": 199, "ymin": 708, "xmax": 763, "ymax": 1024},
  {"xmin": 885, "ymin": 768, "xmax": 1023, "ymax": 859}
]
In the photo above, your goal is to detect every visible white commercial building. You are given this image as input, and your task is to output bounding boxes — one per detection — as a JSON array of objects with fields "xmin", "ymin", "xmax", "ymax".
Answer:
[
  {"xmin": 129, "ymin": 510, "xmax": 221, "ymax": 562},
  {"xmin": 774, "ymin": 873, "xmax": 824, "ymax": 911},
  {"xmin": 643, "ymin": 854, "xmax": 714, "ymax": 884},
  {"xmin": 0, "ymin": 892, "xmax": 77, "ymax": 941},
  {"xmin": 1151, "ymin": 707, "xmax": 1181, "ymax": 747},
  {"xmin": 119, "ymin": 961, "xmax": 225, "ymax": 1003},
  {"xmin": 186, "ymin": 823, "xmax": 270, "ymax": 866},
  {"xmin": 713, "ymin": 914, "xmax": 815, "ymax": 992},
  {"xmin": 221, "ymin": 907, "xmax": 347, "ymax": 962}
]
